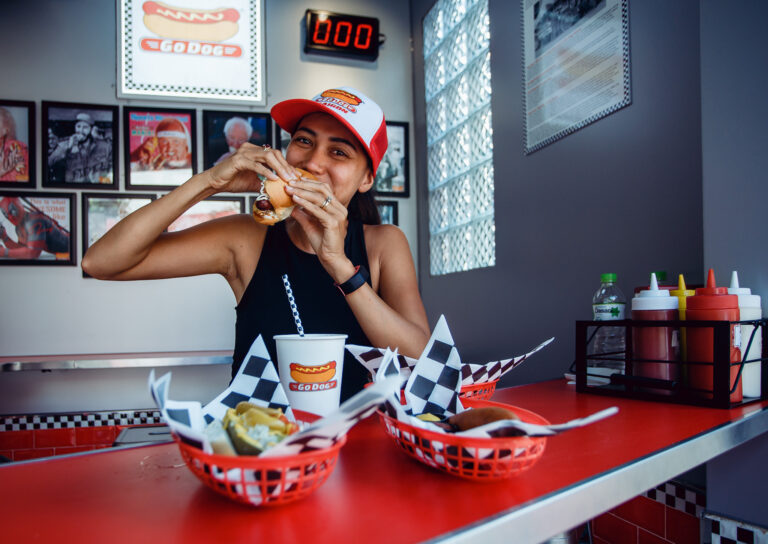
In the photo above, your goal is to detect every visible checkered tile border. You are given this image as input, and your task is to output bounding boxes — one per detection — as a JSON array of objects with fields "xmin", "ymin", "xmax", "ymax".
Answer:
[
  {"xmin": 1, "ymin": 410, "xmax": 163, "ymax": 431},
  {"xmin": 705, "ymin": 512, "xmax": 768, "ymax": 544},
  {"xmin": 646, "ymin": 480, "xmax": 706, "ymax": 518}
]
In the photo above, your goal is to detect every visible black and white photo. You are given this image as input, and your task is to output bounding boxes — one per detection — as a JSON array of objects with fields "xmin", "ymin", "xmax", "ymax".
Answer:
[{"xmin": 42, "ymin": 101, "xmax": 118, "ymax": 189}]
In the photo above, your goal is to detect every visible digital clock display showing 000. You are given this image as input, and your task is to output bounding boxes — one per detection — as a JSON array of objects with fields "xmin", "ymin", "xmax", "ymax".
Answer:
[{"xmin": 304, "ymin": 10, "xmax": 380, "ymax": 62}]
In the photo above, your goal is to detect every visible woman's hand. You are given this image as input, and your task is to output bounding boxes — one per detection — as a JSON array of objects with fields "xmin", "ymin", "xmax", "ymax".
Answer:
[
  {"xmin": 204, "ymin": 143, "xmax": 299, "ymax": 194},
  {"xmin": 286, "ymin": 176, "xmax": 353, "ymax": 281}
]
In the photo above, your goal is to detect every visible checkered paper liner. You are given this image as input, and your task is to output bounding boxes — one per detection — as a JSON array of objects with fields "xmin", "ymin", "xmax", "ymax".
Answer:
[
  {"xmin": 149, "ymin": 334, "xmax": 400, "ymax": 458},
  {"xmin": 347, "ymin": 329, "xmax": 554, "ymax": 388},
  {"xmin": 371, "ymin": 316, "xmax": 616, "ymax": 468}
]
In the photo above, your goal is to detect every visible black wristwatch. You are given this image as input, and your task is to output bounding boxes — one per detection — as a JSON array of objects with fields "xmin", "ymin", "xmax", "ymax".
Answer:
[{"xmin": 335, "ymin": 265, "xmax": 369, "ymax": 296}]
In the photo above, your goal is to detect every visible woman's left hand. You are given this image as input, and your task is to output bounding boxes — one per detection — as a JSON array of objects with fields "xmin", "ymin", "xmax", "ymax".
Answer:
[{"xmin": 286, "ymin": 176, "xmax": 353, "ymax": 280}]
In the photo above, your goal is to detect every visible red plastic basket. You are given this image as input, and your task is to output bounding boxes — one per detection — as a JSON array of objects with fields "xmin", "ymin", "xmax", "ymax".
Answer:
[
  {"xmin": 459, "ymin": 380, "xmax": 498, "ymax": 400},
  {"xmin": 176, "ymin": 434, "xmax": 346, "ymax": 506},
  {"xmin": 377, "ymin": 398, "xmax": 548, "ymax": 481}
]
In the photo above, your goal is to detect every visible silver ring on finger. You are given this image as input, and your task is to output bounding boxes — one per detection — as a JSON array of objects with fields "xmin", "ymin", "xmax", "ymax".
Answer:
[
  {"xmin": 262, "ymin": 144, "xmax": 271, "ymax": 151},
  {"xmin": 320, "ymin": 195, "xmax": 333, "ymax": 209}
]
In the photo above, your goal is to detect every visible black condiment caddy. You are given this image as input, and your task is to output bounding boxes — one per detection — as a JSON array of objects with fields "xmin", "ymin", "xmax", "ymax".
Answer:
[{"xmin": 572, "ymin": 318, "xmax": 768, "ymax": 408}]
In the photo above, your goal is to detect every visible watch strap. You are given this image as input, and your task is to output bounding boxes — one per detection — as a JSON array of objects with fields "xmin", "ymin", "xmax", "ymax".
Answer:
[{"xmin": 335, "ymin": 265, "xmax": 369, "ymax": 296}]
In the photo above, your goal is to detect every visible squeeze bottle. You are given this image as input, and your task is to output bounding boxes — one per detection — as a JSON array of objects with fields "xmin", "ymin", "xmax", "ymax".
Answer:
[
  {"xmin": 686, "ymin": 269, "xmax": 742, "ymax": 402},
  {"xmin": 669, "ymin": 275, "xmax": 695, "ymax": 363},
  {"xmin": 728, "ymin": 271, "xmax": 762, "ymax": 397},
  {"xmin": 630, "ymin": 273, "xmax": 679, "ymax": 388}
]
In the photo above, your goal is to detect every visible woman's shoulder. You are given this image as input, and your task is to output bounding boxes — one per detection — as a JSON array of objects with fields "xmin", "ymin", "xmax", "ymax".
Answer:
[
  {"xmin": 363, "ymin": 223, "xmax": 411, "ymax": 260},
  {"xmin": 363, "ymin": 223, "xmax": 407, "ymax": 244}
]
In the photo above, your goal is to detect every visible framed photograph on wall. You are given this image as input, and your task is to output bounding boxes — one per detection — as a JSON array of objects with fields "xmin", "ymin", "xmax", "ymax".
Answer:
[
  {"xmin": 0, "ymin": 191, "xmax": 76, "ymax": 266},
  {"xmin": 522, "ymin": 0, "xmax": 631, "ymax": 153},
  {"xmin": 42, "ymin": 101, "xmax": 118, "ymax": 189},
  {"xmin": 167, "ymin": 195, "xmax": 245, "ymax": 232},
  {"xmin": 0, "ymin": 99, "xmax": 35, "ymax": 189},
  {"xmin": 202, "ymin": 110, "xmax": 272, "ymax": 169},
  {"xmin": 374, "ymin": 121, "xmax": 409, "ymax": 198},
  {"xmin": 376, "ymin": 199, "xmax": 399, "ymax": 226},
  {"xmin": 82, "ymin": 192, "xmax": 156, "ymax": 262},
  {"xmin": 124, "ymin": 106, "xmax": 197, "ymax": 190}
]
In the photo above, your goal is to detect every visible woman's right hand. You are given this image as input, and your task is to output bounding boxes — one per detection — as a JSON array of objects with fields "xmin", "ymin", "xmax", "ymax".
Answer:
[{"xmin": 204, "ymin": 142, "xmax": 299, "ymax": 194}]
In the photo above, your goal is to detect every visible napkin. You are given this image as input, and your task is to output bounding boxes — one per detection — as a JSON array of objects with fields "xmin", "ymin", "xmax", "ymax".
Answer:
[
  {"xmin": 373, "ymin": 316, "xmax": 617, "ymax": 442},
  {"xmin": 149, "ymin": 334, "xmax": 400, "ymax": 457},
  {"xmin": 347, "ymin": 314, "xmax": 555, "ymax": 387}
]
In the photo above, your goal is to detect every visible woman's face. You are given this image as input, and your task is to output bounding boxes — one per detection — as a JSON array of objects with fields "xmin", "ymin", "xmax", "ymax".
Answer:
[{"xmin": 285, "ymin": 112, "xmax": 373, "ymax": 207}]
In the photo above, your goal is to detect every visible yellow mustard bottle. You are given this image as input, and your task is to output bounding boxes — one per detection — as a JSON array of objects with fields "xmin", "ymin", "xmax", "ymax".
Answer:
[{"xmin": 670, "ymin": 274, "xmax": 695, "ymax": 363}]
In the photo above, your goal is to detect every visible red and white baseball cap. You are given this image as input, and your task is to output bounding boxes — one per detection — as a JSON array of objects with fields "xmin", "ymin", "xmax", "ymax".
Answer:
[{"xmin": 271, "ymin": 87, "xmax": 388, "ymax": 174}]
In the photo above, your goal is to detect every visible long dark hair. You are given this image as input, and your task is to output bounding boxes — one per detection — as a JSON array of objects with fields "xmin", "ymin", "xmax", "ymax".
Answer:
[
  {"xmin": 348, "ymin": 156, "xmax": 381, "ymax": 225},
  {"xmin": 348, "ymin": 190, "xmax": 381, "ymax": 225}
]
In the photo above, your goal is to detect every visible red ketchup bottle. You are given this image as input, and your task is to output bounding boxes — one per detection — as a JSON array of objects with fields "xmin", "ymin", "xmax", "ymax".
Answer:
[
  {"xmin": 631, "ymin": 272, "xmax": 679, "ymax": 392},
  {"xmin": 685, "ymin": 269, "xmax": 742, "ymax": 402}
]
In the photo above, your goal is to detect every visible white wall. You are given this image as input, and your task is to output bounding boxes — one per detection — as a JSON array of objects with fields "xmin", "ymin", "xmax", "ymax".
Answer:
[{"xmin": 0, "ymin": 0, "xmax": 416, "ymax": 358}]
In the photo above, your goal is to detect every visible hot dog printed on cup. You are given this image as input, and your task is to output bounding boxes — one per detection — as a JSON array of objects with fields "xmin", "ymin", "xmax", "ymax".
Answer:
[{"xmin": 275, "ymin": 334, "xmax": 347, "ymax": 417}]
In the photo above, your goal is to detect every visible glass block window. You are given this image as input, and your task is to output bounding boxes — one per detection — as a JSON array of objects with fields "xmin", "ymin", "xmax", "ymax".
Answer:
[{"xmin": 423, "ymin": 0, "xmax": 495, "ymax": 275}]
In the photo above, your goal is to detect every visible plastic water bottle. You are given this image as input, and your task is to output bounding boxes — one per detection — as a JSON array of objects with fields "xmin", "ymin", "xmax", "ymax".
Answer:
[{"xmin": 590, "ymin": 273, "xmax": 627, "ymax": 372}]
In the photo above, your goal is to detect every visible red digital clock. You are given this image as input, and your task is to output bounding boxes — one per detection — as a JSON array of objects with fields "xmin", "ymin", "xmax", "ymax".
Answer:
[{"xmin": 304, "ymin": 9, "xmax": 381, "ymax": 62}]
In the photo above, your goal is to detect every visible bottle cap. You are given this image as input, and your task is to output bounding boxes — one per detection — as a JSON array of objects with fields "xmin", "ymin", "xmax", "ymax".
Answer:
[
  {"xmin": 631, "ymin": 273, "xmax": 679, "ymax": 311},
  {"xmin": 728, "ymin": 271, "xmax": 762, "ymax": 309},
  {"xmin": 600, "ymin": 273, "xmax": 617, "ymax": 283},
  {"xmin": 669, "ymin": 274, "xmax": 695, "ymax": 311},
  {"xmin": 688, "ymin": 269, "xmax": 739, "ymax": 310}
]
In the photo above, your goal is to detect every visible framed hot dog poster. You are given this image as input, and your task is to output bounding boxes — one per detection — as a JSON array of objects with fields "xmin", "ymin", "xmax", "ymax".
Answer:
[{"xmin": 118, "ymin": 0, "xmax": 266, "ymax": 105}]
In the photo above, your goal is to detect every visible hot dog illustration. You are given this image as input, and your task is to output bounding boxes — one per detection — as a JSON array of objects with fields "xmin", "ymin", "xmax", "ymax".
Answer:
[
  {"xmin": 142, "ymin": 1, "xmax": 240, "ymax": 42},
  {"xmin": 290, "ymin": 361, "xmax": 337, "ymax": 384}
]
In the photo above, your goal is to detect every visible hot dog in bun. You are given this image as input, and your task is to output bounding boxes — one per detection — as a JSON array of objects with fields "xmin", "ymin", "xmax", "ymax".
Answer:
[
  {"xmin": 447, "ymin": 406, "xmax": 519, "ymax": 431},
  {"xmin": 252, "ymin": 168, "xmax": 315, "ymax": 226},
  {"xmin": 143, "ymin": 1, "xmax": 240, "ymax": 42},
  {"xmin": 290, "ymin": 361, "xmax": 336, "ymax": 384}
]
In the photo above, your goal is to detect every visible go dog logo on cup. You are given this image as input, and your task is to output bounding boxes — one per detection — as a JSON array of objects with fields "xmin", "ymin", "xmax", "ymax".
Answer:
[
  {"xmin": 289, "ymin": 361, "xmax": 338, "ymax": 391},
  {"xmin": 275, "ymin": 334, "xmax": 347, "ymax": 417}
]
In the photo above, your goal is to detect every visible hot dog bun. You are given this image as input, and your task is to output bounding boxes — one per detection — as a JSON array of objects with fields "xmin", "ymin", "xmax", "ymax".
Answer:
[
  {"xmin": 143, "ymin": 2, "xmax": 240, "ymax": 42},
  {"xmin": 289, "ymin": 361, "xmax": 336, "ymax": 384},
  {"xmin": 447, "ymin": 406, "xmax": 519, "ymax": 431},
  {"xmin": 252, "ymin": 168, "xmax": 315, "ymax": 226}
]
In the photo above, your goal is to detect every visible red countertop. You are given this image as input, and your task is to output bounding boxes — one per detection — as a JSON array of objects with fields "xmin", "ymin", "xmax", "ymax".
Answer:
[{"xmin": 2, "ymin": 379, "xmax": 767, "ymax": 544}]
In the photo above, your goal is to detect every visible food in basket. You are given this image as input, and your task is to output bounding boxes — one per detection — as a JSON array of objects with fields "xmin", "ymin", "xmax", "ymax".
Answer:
[
  {"xmin": 448, "ymin": 406, "xmax": 519, "ymax": 431},
  {"xmin": 206, "ymin": 401, "xmax": 299, "ymax": 456},
  {"xmin": 416, "ymin": 406, "xmax": 520, "ymax": 432}
]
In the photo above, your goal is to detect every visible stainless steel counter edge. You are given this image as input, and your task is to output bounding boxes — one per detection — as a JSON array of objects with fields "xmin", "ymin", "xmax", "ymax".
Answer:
[
  {"xmin": 431, "ymin": 406, "xmax": 768, "ymax": 544},
  {"xmin": 1, "ymin": 352, "xmax": 233, "ymax": 371}
]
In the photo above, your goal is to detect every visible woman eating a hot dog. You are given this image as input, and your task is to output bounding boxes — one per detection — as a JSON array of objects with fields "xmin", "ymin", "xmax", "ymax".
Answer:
[{"xmin": 82, "ymin": 87, "xmax": 430, "ymax": 401}]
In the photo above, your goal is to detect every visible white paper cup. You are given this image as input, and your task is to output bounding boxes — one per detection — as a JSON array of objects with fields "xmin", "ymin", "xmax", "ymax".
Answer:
[{"xmin": 274, "ymin": 334, "xmax": 347, "ymax": 418}]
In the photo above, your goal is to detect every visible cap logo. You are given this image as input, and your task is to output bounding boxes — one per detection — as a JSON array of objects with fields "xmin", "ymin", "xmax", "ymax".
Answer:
[{"xmin": 317, "ymin": 89, "xmax": 363, "ymax": 114}]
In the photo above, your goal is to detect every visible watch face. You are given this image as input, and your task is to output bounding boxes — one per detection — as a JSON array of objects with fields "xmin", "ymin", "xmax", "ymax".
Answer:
[{"xmin": 304, "ymin": 10, "xmax": 380, "ymax": 61}]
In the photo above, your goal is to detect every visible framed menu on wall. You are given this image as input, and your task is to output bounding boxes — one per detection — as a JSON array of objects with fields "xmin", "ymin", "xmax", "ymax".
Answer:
[
  {"xmin": 118, "ymin": 0, "xmax": 266, "ymax": 105},
  {"xmin": 522, "ymin": 0, "xmax": 631, "ymax": 154}
]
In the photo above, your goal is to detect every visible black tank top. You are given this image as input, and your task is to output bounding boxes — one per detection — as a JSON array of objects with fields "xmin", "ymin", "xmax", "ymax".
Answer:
[{"xmin": 232, "ymin": 219, "xmax": 372, "ymax": 402}]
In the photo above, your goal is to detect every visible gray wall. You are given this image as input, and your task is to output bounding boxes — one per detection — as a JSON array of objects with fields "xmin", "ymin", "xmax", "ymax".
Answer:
[
  {"xmin": 411, "ymin": 0, "xmax": 707, "ymax": 384},
  {"xmin": 701, "ymin": 0, "xmax": 768, "ymax": 300}
]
